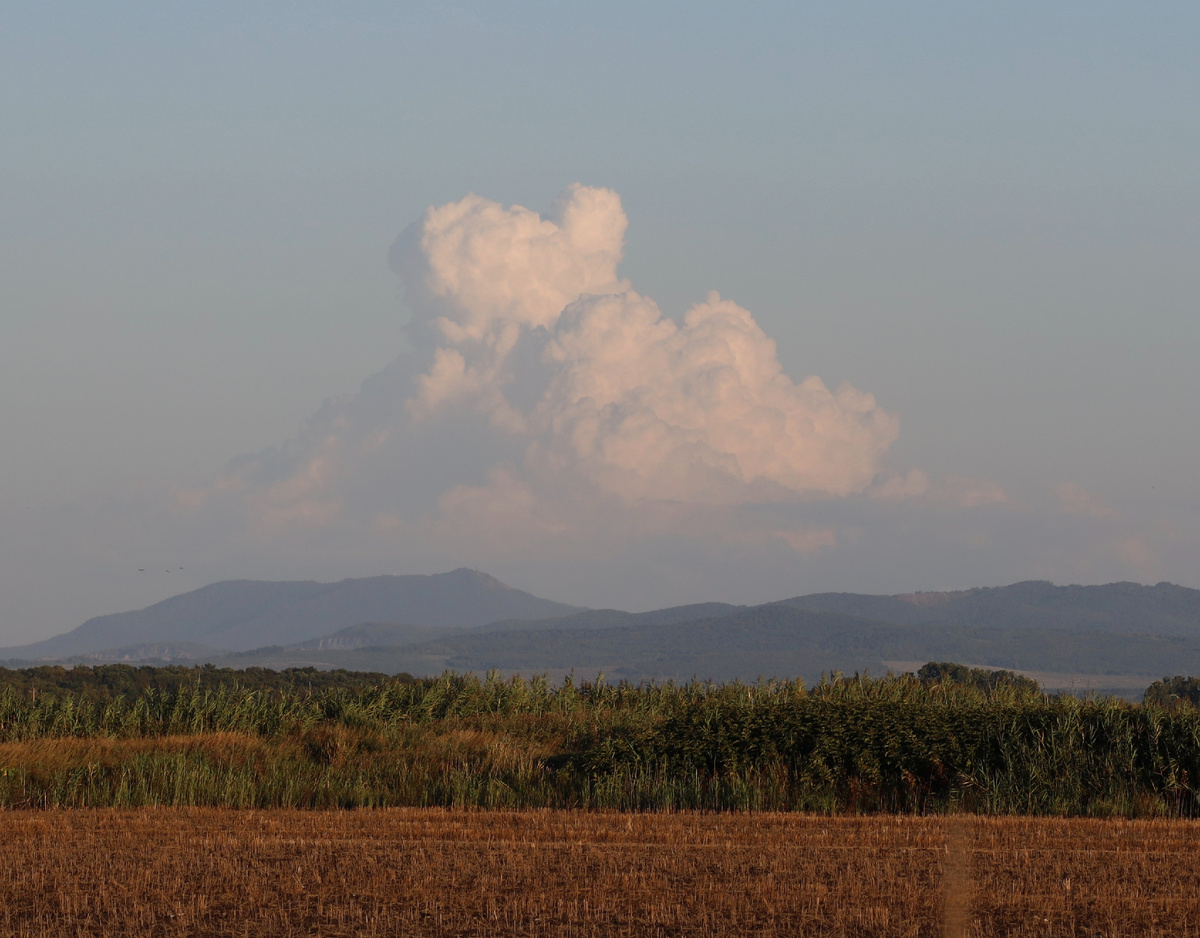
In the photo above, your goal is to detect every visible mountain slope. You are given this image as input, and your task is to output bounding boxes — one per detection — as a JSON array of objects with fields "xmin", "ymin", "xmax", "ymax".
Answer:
[
  {"xmin": 3, "ymin": 580, "xmax": 336, "ymax": 659},
  {"xmin": 2, "ymin": 569, "xmax": 581, "ymax": 658}
]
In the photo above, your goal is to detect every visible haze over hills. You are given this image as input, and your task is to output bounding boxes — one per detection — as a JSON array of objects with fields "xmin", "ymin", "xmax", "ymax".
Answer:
[
  {"xmin": 287, "ymin": 622, "xmax": 452, "ymax": 651},
  {"xmin": 397, "ymin": 607, "xmax": 1200, "ymax": 688},
  {"xmin": 6, "ymin": 573, "xmax": 1200, "ymax": 697},
  {"xmin": 476, "ymin": 603, "xmax": 746, "ymax": 634},
  {"xmin": 116, "ymin": 604, "xmax": 1200, "ymax": 699}
]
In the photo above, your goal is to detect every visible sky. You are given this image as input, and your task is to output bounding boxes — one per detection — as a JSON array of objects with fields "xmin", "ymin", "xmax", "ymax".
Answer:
[{"xmin": 2, "ymin": 1, "xmax": 1198, "ymax": 644}]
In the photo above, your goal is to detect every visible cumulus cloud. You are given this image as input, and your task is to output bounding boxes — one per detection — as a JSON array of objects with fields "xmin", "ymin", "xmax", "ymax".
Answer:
[
  {"xmin": 390, "ymin": 185, "xmax": 898, "ymax": 510},
  {"xmin": 396, "ymin": 184, "xmax": 629, "ymax": 430},
  {"xmin": 400, "ymin": 184, "xmax": 628, "ymax": 338},
  {"xmin": 197, "ymin": 184, "xmax": 928, "ymax": 570},
  {"xmin": 525, "ymin": 290, "xmax": 898, "ymax": 503}
]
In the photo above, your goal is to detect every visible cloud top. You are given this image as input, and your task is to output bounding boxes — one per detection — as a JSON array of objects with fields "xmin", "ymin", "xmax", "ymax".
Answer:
[{"xmin": 396, "ymin": 183, "xmax": 628, "ymax": 341}]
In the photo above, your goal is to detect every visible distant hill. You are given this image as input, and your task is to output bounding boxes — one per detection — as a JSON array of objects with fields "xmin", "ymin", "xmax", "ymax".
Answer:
[
  {"xmin": 169, "ymin": 603, "xmax": 1200, "ymax": 697},
  {"xmin": 8, "ymin": 576, "xmax": 1200, "ymax": 699},
  {"xmin": 394, "ymin": 604, "xmax": 1200, "ymax": 686},
  {"xmin": 0, "ymin": 569, "xmax": 580, "ymax": 658},
  {"xmin": 781, "ymin": 580, "xmax": 1200, "ymax": 636}
]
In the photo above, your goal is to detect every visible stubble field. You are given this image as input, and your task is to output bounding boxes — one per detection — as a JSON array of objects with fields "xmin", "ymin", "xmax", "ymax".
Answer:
[{"xmin": 0, "ymin": 809, "xmax": 1197, "ymax": 937}]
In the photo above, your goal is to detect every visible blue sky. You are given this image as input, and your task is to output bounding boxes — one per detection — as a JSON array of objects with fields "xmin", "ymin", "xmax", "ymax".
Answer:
[{"xmin": 2, "ymin": 1, "xmax": 1197, "ymax": 641}]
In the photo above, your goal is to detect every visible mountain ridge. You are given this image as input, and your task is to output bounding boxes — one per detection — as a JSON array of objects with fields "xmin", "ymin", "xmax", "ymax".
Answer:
[
  {"xmin": 7, "ymin": 575, "xmax": 1200, "ymax": 698},
  {"xmin": 0, "ymin": 569, "xmax": 580, "ymax": 658}
]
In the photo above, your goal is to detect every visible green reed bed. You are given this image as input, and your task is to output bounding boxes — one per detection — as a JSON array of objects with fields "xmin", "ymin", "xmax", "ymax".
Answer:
[{"xmin": 2, "ymin": 668, "xmax": 1199, "ymax": 815}]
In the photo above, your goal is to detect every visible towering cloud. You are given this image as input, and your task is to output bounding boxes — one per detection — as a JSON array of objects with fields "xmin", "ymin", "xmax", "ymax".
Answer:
[
  {"xmin": 202, "ymin": 185, "xmax": 903, "ymax": 562},
  {"xmin": 393, "ymin": 184, "xmax": 897, "ymax": 506}
]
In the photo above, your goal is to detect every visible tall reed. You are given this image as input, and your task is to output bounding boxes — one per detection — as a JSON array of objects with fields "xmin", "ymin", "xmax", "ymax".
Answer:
[{"xmin": 2, "ymin": 670, "xmax": 1198, "ymax": 814}]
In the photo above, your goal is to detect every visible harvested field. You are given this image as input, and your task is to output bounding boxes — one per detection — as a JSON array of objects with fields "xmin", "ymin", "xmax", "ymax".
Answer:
[{"xmin": 0, "ymin": 810, "xmax": 1197, "ymax": 936}]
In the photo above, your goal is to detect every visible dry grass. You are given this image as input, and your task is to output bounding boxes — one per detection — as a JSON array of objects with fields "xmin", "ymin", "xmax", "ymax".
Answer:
[
  {"xmin": 0, "ymin": 733, "xmax": 271, "ymax": 771},
  {"xmin": 0, "ymin": 810, "xmax": 1198, "ymax": 936}
]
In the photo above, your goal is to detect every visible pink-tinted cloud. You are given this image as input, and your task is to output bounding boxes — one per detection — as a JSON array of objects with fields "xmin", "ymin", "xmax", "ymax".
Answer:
[{"xmin": 187, "ymin": 186, "xmax": 1019, "ymax": 581}]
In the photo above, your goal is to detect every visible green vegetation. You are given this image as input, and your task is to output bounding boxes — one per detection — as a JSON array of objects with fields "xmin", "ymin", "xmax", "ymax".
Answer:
[
  {"xmin": 0, "ymin": 663, "xmax": 414, "ymax": 703},
  {"xmin": 1143, "ymin": 675, "xmax": 1200, "ymax": 709},
  {"xmin": 1, "ymin": 664, "xmax": 1199, "ymax": 816},
  {"xmin": 916, "ymin": 661, "xmax": 1041, "ymax": 695}
]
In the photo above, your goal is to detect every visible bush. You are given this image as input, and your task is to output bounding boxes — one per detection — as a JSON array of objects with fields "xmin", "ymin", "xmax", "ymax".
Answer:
[
  {"xmin": 917, "ymin": 661, "xmax": 1041, "ymax": 696},
  {"xmin": 1144, "ymin": 675, "xmax": 1200, "ymax": 709}
]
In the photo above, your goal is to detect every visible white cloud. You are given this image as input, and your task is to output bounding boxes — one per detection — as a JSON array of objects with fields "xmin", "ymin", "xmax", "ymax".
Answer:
[
  {"xmin": 398, "ymin": 184, "xmax": 628, "ymax": 341},
  {"xmin": 526, "ymin": 289, "xmax": 897, "ymax": 503},
  {"xmin": 389, "ymin": 186, "xmax": 898, "ymax": 510},
  {"xmin": 187, "ymin": 184, "xmax": 1020, "ymax": 585},
  {"xmin": 396, "ymin": 184, "xmax": 629, "ymax": 430}
]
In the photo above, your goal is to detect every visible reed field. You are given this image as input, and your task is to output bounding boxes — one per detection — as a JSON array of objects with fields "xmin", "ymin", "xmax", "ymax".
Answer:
[
  {"xmin": 2, "ymin": 667, "xmax": 1200, "ymax": 814},
  {"xmin": 0, "ymin": 808, "xmax": 1197, "ymax": 936}
]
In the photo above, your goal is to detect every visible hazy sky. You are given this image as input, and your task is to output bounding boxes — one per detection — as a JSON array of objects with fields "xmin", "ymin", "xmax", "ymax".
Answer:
[{"xmin": 3, "ymin": 1, "xmax": 1198, "ymax": 643}]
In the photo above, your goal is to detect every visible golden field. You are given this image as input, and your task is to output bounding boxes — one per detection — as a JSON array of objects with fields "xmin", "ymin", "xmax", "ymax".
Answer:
[{"xmin": 0, "ymin": 809, "xmax": 1197, "ymax": 936}]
